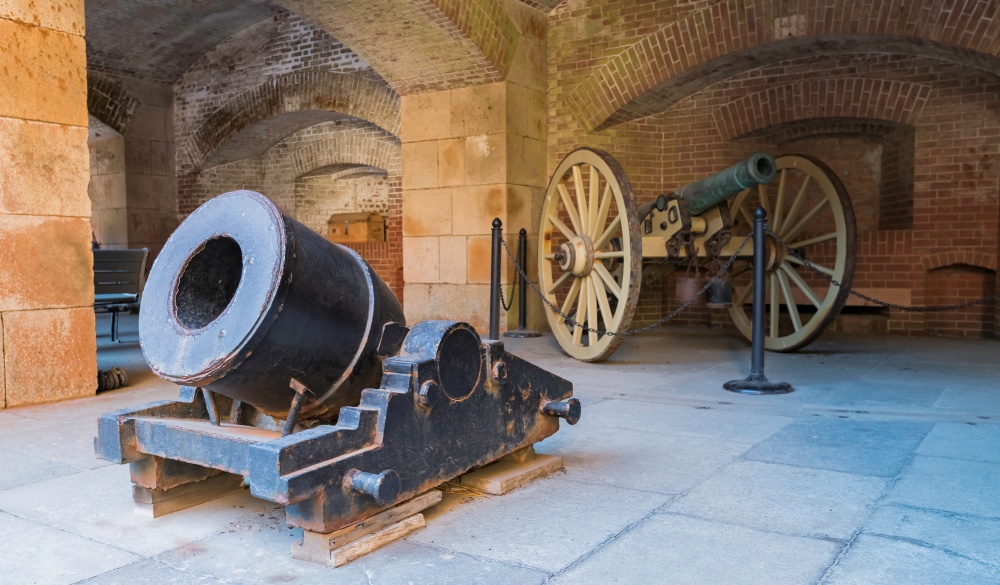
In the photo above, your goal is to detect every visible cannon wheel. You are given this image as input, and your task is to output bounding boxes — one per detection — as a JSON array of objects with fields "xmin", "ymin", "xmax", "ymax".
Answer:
[
  {"xmin": 728, "ymin": 154, "xmax": 857, "ymax": 351},
  {"xmin": 537, "ymin": 148, "xmax": 642, "ymax": 362}
]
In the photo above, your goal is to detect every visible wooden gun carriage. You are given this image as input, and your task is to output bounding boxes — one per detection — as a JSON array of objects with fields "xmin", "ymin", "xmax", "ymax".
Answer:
[{"xmin": 537, "ymin": 148, "xmax": 857, "ymax": 361}]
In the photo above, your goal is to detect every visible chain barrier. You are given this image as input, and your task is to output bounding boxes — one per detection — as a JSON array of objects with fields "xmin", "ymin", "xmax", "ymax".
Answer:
[
  {"xmin": 498, "ymin": 238, "xmax": 518, "ymax": 312},
  {"xmin": 768, "ymin": 229, "xmax": 1000, "ymax": 313},
  {"xmin": 499, "ymin": 229, "xmax": 754, "ymax": 337}
]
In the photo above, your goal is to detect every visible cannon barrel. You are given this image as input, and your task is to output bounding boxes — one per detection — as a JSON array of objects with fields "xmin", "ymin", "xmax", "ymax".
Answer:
[
  {"xmin": 138, "ymin": 190, "xmax": 404, "ymax": 421},
  {"xmin": 675, "ymin": 152, "xmax": 776, "ymax": 215}
]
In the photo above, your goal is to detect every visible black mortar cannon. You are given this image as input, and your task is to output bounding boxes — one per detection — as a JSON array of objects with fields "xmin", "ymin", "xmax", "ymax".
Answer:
[
  {"xmin": 537, "ymin": 149, "xmax": 857, "ymax": 360},
  {"xmin": 97, "ymin": 191, "xmax": 579, "ymax": 533}
]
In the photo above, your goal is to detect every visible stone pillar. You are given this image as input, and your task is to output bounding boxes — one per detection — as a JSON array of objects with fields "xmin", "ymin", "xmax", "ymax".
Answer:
[
  {"xmin": 400, "ymin": 2, "xmax": 547, "ymax": 333},
  {"xmin": 0, "ymin": 3, "xmax": 96, "ymax": 407}
]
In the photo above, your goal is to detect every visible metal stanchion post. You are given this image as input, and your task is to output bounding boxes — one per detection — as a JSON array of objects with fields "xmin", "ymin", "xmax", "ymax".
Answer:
[
  {"xmin": 505, "ymin": 228, "xmax": 542, "ymax": 339},
  {"xmin": 489, "ymin": 218, "xmax": 502, "ymax": 340},
  {"xmin": 724, "ymin": 207, "xmax": 793, "ymax": 395}
]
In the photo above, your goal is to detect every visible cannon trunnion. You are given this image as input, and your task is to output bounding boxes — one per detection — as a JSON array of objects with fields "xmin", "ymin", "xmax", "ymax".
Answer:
[{"xmin": 97, "ymin": 191, "xmax": 578, "ymax": 534}]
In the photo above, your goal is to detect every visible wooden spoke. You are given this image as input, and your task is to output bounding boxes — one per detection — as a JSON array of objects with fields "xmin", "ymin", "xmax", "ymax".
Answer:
[
  {"xmin": 572, "ymin": 279, "xmax": 587, "ymax": 346},
  {"xmin": 769, "ymin": 273, "xmax": 779, "ymax": 337},
  {"xmin": 592, "ymin": 183, "xmax": 613, "ymax": 239},
  {"xmin": 782, "ymin": 175, "xmax": 812, "ymax": 235},
  {"xmin": 594, "ymin": 263, "xmax": 623, "ymax": 299},
  {"xmin": 587, "ymin": 276, "xmax": 598, "ymax": 347},
  {"xmin": 588, "ymin": 165, "xmax": 600, "ymax": 237},
  {"xmin": 557, "ymin": 183, "xmax": 584, "ymax": 236},
  {"xmin": 546, "ymin": 271, "xmax": 571, "ymax": 294},
  {"xmin": 560, "ymin": 277, "xmax": 582, "ymax": 315},
  {"xmin": 548, "ymin": 214, "xmax": 575, "ymax": 241},
  {"xmin": 572, "ymin": 165, "xmax": 588, "ymax": 230},
  {"xmin": 538, "ymin": 148, "xmax": 641, "ymax": 362},
  {"xmin": 738, "ymin": 205, "xmax": 754, "ymax": 227},
  {"xmin": 758, "ymin": 183, "xmax": 770, "ymax": 213},
  {"xmin": 735, "ymin": 277, "xmax": 753, "ymax": 305},
  {"xmin": 776, "ymin": 269, "xmax": 802, "ymax": 332},
  {"xmin": 789, "ymin": 231, "xmax": 837, "ymax": 249},
  {"xmin": 594, "ymin": 215, "xmax": 622, "ymax": 250},
  {"xmin": 782, "ymin": 198, "xmax": 829, "ymax": 243},
  {"xmin": 781, "ymin": 264, "xmax": 821, "ymax": 308},
  {"xmin": 727, "ymin": 155, "xmax": 857, "ymax": 352},
  {"xmin": 772, "ymin": 169, "xmax": 788, "ymax": 232},
  {"xmin": 593, "ymin": 274, "xmax": 614, "ymax": 330},
  {"xmin": 786, "ymin": 255, "xmax": 835, "ymax": 276}
]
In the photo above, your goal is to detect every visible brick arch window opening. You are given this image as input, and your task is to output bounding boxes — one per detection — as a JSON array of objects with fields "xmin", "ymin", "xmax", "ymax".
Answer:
[
  {"xmin": 295, "ymin": 164, "xmax": 391, "ymax": 236},
  {"xmin": 925, "ymin": 264, "xmax": 997, "ymax": 338}
]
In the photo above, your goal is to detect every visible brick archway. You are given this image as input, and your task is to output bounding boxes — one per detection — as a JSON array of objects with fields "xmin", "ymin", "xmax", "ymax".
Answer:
[
  {"xmin": 87, "ymin": 72, "xmax": 139, "ymax": 135},
  {"xmin": 921, "ymin": 251, "xmax": 997, "ymax": 273},
  {"xmin": 713, "ymin": 78, "xmax": 932, "ymax": 141},
  {"xmin": 190, "ymin": 72, "xmax": 400, "ymax": 170},
  {"xmin": 571, "ymin": 0, "xmax": 1000, "ymax": 131},
  {"xmin": 274, "ymin": 0, "xmax": 519, "ymax": 94},
  {"xmin": 292, "ymin": 134, "xmax": 399, "ymax": 179}
]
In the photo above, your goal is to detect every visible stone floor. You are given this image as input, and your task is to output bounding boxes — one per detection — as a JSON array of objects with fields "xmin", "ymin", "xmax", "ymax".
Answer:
[{"xmin": 1, "ymin": 313, "xmax": 999, "ymax": 584}]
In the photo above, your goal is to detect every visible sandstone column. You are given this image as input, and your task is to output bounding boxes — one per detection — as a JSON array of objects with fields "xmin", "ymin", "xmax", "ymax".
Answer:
[
  {"xmin": 0, "ymin": 2, "xmax": 96, "ymax": 407},
  {"xmin": 400, "ymin": 3, "xmax": 547, "ymax": 333}
]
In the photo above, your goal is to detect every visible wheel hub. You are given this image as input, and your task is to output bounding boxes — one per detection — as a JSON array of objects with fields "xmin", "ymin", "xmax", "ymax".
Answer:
[
  {"xmin": 765, "ymin": 234, "xmax": 783, "ymax": 273},
  {"xmin": 558, "ymin": 235, "xmax": 595, "ymax": 276}
]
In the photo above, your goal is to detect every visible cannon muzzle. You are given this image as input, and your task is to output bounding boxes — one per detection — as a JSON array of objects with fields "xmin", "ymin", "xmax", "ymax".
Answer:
[
  {"xmin": 139, "ymin": 191, "xmax": 404, "ymax": 421},
  {"xmin": 675, "ymin": 152, "xmax": 776, "ymax": 215}
]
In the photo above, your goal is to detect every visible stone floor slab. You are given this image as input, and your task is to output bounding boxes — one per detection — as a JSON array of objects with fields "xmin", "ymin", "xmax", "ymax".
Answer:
[
  {"xmin": 536, "ymin": 423, "xmax": 749, "ymax": 494},
  {"xmin": 668, "ymin": 460, "xmax": 887, "ymax": 539},
  {"xmin": 822, "ymin": 534, "xmax": 1000, "ymax": 585},
  {"xmin": 410, "ymin": 478, "xmax": 671, "ymax": 573},
  {"xmin": 916, "ymin": 422, "xmax": 1000, "ymax": 463},
  {"xmin": 0, "ymin": 511, "xmax": 138, "ymax": 585},
  {"xmin": 0, "ymin": 418, "xmax": 111, "ymax": 470},
  {"xmin": 0, "ymin": 464, "xmax": 277, "ymax": 557},
  {"xmin": 0, "ymin": 447, "xmax": 83, "ymax": 491},
  {"xmin": 155, "ymin": 523, "xmax": 549, "ymax": 585},
  {"xmin": 75, "ymin": 559, "xmax": 225, "ymax": 585},
  {"xmin": 578, "ymin": 398, "xmax": 794, "ymax": 444},
  {"xmin": 885, "ymin": 455, "xmax": 1000, "ymax": 518},
  {"xmin": 863, "ymin": 505, "xmax": 1000, "ymax": 572},
  {"xmin": 549, "ymin": 513, "xmax": 838, "ymax": 585},
  {"xmin": 744, "ymin": 418, "xmax": 932, "ymax": 477}
]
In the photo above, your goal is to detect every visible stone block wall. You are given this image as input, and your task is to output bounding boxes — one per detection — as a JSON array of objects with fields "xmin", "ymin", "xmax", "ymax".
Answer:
[
  {"xmin": 88, "ymin": 118, "xmax": 127, "ymax": 248},
  {"xmin": 0, "ymin": 3, "xmax": 96, "ymax": 407}
]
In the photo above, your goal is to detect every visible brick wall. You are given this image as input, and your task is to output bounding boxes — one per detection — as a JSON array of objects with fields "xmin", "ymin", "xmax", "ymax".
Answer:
[
  {"xmin": 88, "ymin": 119, "xmax": 127, "ymax": 248},
  {"xmin": 549, "ymin": 0, "xmax": 999, "ymax": 339},
  {"xmin": 173, "ymin": 12, "xmax": 404, "ymax": 302},
  {"xmin": 0, "ymin": 3, "xmax": 96, "ymax": 407}
]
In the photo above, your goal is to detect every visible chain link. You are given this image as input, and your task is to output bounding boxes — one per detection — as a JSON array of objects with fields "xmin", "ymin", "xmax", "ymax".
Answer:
[
  {"xmin": 500, "ymin": 230, "xmax": 754, "ymax": 337},
  {"xmin": 768, "ymin": 229, "xmax": 1000, "ymax": 312}
]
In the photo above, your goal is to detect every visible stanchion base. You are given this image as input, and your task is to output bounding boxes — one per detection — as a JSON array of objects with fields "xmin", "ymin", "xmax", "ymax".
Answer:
[
  {"xmin": 503, "ymin": 328, "xmax": 543, "ymax": 338},
  {"xmin": 723, "ymin": 373, "xmax": 793, "ymax": 395}
]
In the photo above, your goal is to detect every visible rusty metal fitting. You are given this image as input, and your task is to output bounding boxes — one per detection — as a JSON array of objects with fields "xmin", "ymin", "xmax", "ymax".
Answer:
[
  {"xmin": 541, "ymin": 398, "xmax": 581, "ymax": 425},
  {"xmin": 417, "ymin": 380, "xmax": 441, "ymax": 409},
  {"xmin": 491, "ymin": 360, "xmax": 509, "ymax": 383},
  {"xmin": 344, "ymin": 469, "xmax": 401, "ymax": 506}
]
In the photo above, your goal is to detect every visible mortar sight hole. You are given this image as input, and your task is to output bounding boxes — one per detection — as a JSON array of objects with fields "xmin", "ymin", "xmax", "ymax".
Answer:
[{"xmin": 175, "ymin": 236, "xmax": 243, "ymax": 330}]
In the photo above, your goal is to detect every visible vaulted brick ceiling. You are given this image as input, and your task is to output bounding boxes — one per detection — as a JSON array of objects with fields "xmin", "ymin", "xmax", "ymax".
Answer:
[{"xmin": 84, "ymin": 0, "xmax": 285, "ymax": 83}]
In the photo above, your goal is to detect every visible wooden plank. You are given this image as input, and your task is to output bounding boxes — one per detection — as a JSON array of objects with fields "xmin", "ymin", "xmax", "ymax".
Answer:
[
  {"xmin": 331, "ymin": 514, "xmax": 426, "ymax": 567},
  {"xmin": 500, "ymin": 445, "xmax": 537, "ymax": 464},
  {"xmin": 460, "ymin": 454, "xmax": 563, "ymax": 495},
  {"xmin": 133, "ymin": 473, "xmax": 245, "ymax": 518},
  {"xmin": 292, "ymin": 490, "xmax": 442, "ymax": 565}
]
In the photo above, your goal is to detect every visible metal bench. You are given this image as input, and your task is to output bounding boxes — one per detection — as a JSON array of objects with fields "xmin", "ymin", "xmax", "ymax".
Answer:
[{"xmin": 94, "ymin": 248, "xmax": 149, "ymax": 343}]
